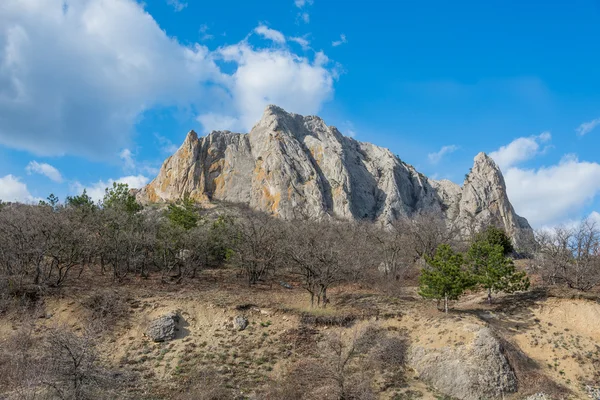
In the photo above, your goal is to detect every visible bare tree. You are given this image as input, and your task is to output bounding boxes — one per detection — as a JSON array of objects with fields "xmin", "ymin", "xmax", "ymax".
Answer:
[
  {"xmin": 535, "ymin": 218, "xmax": 600, "ymax": 291},
  {"xmin": 396, "ymin": 211, "xmax": 460, "ymax": 261},
  {"xmin": 284, "ymin": 221, "xmax": 350, "ymax": 307},
  {"xmin": 230, "ymin": 210, "xmax": 285, "ymax": 286}
]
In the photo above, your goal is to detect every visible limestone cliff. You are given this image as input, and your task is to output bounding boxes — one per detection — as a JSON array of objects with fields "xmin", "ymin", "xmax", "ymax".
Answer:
[{"xmin": 137, "ymin": 105, "xmax": 533, "ymax": 247}]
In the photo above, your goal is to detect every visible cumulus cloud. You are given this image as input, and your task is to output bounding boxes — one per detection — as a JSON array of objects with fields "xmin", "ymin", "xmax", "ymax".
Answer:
[
  {"xmin": 489, "ymin": 132, "xmax": 551, "ymax": 170},
  {"xmin": 25, "ymin": 161, "xmax": 63, "ymax": 182},
  {"xmin": 71, "ymin": 175, "xmax": 150, "ymax": 202},
  {"xmin": 490, "ymin": 134, "xmax": 600, "ymax": 227},
  {"xmin": 332, "ymin": 34, "xmax": 347, "ymax": 47},
  {"xmin": 199, "ymin": 45, "xmax": 335, "ymax": 132},
  {"xmin": 0, "ymin": 174, "xmax": 35, "ymax": 202},
  {"xmin": 428, "ymin": 145, "xmax": 459, "ymax": 164},
  {"xmin": 576, "ymin": 117, "xmax": 600, "ymax": 136},
  {"xmin": 254, "ymin": 25, "xmax": 286, "ymax": 44},
  {"xmin": 0, "ymin": 1, "xmax": 337, "ymax": 158},
  {"xmin": 0, "ymin": 0, "xmax": 226, "ymax": 157},
  {"xmin": 504, "ymin": 155, "xmax": 600, "ymax": 227}
]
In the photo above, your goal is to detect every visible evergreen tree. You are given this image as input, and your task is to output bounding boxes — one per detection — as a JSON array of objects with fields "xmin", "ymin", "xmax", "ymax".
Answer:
[
  {"xmin": 102, "ymin": 183, "xmax": 142, "ymax": 214},
  {"xmin": 166, "ymin": 195, "xmax": 199, "ymax": 230},
  {"xmin": 476, "ymin": 226, "xmax": 514, "ymax": 255},
  {"xmin": 468, "ymin": 240, "xmax": 529, "ymax": 304},
  {"xmin": 66, "ymin": 189, "xmax": 96, "ymax": 211},
  {"xmin": 419, "ymin": 244, "xmax": 475, "ymax": 313}
]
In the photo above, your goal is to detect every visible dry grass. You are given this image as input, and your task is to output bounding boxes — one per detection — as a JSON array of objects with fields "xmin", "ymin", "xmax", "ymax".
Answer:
[{"xmin": 1, "ymin": 268, "xmax": 600, "ymax": 399}]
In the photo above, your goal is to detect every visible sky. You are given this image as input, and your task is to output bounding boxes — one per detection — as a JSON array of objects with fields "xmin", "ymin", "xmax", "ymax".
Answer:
[{"xmin": 1, "ymin": 0, "xmax": 600, "ymax": 228}]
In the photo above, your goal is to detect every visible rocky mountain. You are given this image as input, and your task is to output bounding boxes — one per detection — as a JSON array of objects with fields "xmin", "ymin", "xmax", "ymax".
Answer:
[{"xmin": 136, "ymin": 105, "xmax": 533, "ymax": 247}]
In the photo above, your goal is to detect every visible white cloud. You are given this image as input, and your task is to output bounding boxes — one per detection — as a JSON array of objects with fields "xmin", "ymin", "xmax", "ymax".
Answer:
[
  {"xmin": 289, "ymin": 36, "xmax": 310, "ymax": 50},
  {"xmin": 489, "ymin": 132, "xmax": 551, "ymax": 170},
  {"xmin": 254, "ymin": 24, "xmax": 286, "ymax": 44},
  {"xmin": 576, "ymin": 117, "xmax": 600, "ymax": 136},
  {"xmin": 71, "ymin": 175, "xmax": 150, "ymax": 202},
  {"xmin": 154, "ymin": 134, "xmax": 179, "ymax": 154},
  {"xmin": 428, "ymin": 145, "xmax": 459, "ymax": 164},
  {"xmin": 0, "ymin": 174, "xmax": 35, "ymax": 202},
  {"xmin": 332, "ymin": 34, "xmax": 347, "ymax": 47},
  {"xmin": 0, "ymin": 1, "xmax": 337, "ymax": 158},
  {"xmin": 119, "ymin": 148, "xmax": 135, "ymax": 171},
  {"xmin": 197, "ymin": 113, "xmax": 240, "ymax": 133},
  {"xmin": 199, "ymin": 24, "xmax": 213, "ymax": 41},
  {"xmin": 340, "ymin": 121, "xmax": 356, "ymax": 138},
  {"xmin": 502, "ymin": 154, "xmax": 600, "ymax": 227},
  {"xmin": 294, "ymin": 0, "xmax": 312, "ymax": 24},
  {"xmin": 166, "ymin": 0, "xmax": 187, "ymax": 12},
  {"xmin": 207, "ymin": 44, "xmax": 336, "ymax": 131},
  {"xmin": 25, "ymin": 160, "xmax": 63, "ymax": 182}
]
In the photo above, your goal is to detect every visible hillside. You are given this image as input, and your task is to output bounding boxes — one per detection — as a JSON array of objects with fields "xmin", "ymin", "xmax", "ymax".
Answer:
[{"xmin": 2, "ymin": 270, "xmax": 600, "ymax": 399}]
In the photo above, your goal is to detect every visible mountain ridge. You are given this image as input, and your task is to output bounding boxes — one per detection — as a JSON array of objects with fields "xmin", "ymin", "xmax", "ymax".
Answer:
[{"xmin": 136, "ymin": 105, "xmax": 533, "ymax": 247}]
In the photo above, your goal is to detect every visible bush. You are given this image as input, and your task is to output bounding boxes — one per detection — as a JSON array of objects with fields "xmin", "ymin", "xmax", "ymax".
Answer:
[{"xmin": 81, "ymin": 290, "xmax": 129, "ymax": 325}]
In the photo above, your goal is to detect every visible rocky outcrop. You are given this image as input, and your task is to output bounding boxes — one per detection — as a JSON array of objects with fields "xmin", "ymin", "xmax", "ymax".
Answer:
[
  {"xmin": 137, "ymin": 105, "xmax": 533, "ymax": 247},
  {"xmin": 409, "ymin": 325, "xmax": 517, "ymax": 400}
]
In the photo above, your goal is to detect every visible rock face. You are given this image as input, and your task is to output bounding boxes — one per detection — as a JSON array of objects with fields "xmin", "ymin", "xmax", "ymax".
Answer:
[
  {"xmin": 146, "ymin": 312, "xmax": 179, "ymax": 342},
  {"xmin": 137, "ymin": 105, "xmax": 533, "ymax": 247},
  {"xmin": 409, "ymin": 325, "xmax": 517, "ymax": 400}
]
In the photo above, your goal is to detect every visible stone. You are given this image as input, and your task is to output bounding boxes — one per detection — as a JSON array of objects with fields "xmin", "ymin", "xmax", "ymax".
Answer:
[
  {"xmin": 136, "ymin": 105, "xmax": 533, "ymax": 248},
  {"xmin": 409, "ymin": 326, "xmax": 517, "ymax": 400},
  {"xmin": 234, "ymin": 315, "xmax": 249, "ymax": 331},
  {"xmin": 146, "ymin": 311, "xmax": 179, "ymax": 342}
]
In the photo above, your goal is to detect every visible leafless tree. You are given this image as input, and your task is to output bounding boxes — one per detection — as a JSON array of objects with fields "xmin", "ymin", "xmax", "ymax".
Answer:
[
  {"xmin": 395, "ymin": 211, "xmax": 460, "ymax": 261},
  {"xmin": 535, "ymin": 218, "xmax": 600, "ymax": 291},
  {"xmin": 230, "ymin": 209, "xmax": 285, "ymax": 286},
  {"xmin": 284, "ymin": 220, "xmax": 352, "ymax": 307}
]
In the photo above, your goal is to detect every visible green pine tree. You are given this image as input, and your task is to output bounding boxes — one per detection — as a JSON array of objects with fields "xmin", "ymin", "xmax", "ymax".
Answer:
[
  {"xmin": 475, "ymin": 226, "xmax": 514, "ymax": 255},
  {"xmin": 419, "ymin": 244, "xmax": 475, "ymax": 313},
  {"xmin": 166, "ymin": 195, "xmax": 199, "ymax": 230},
  {"xmin": 102, "ymin": 183, "xmax": 142, "ymax": 214},
  {"xmin": 66, "ymin": 189, "xmax": 96, "ymax": 211},
  {"xmin": 467, "ymin": 240, "xmax": 529, "ymax": 304}
]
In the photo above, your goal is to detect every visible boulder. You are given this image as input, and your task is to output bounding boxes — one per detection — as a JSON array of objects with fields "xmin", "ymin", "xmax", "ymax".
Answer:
[
  {"xmin": 409, "ymin": 326, "xmax": 517, "ymax": 400},
  {"xmin": 146, "ymin": 311, "xmax": 179, "ymax": 342},
  {"xmin": 234, "ymin": 315, "xmax": 249, "ymax": 331}
]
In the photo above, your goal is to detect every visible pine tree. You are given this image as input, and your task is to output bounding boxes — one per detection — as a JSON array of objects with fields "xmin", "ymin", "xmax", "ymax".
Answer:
[
  {"xmin": 166, "ymin": 195, "xmax": 199, "ymax": 230},
  {"xmin": 102, "ymin": 183, "xmax": 142, "ymax": 214},
  {"xmin": 468, "ymin": 240, "xmax": 530, "ymax": 304},
  {"xmin": 419, "ymin": 244, "xmax": 475, "ymax": 313},
  {"xmin": 476, "ymin": 226, "xmax": 514, "ymax": 255}
]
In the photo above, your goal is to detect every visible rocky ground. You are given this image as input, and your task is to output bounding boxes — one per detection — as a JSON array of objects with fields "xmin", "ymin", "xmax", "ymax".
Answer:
[{"xmin": 1, "ymin": 269, "xmax": 599, "ymax": 399}]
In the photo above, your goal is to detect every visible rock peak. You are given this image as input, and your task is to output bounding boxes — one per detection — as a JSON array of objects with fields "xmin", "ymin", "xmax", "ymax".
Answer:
[
  {"xmin": 137, "ymin": 105, "xmax": 533, "ymax": 248},
  {"xmin": 474, "ymin": 151, "xmax": 496, "ymax": 164},
  {"xmin": 185, "ymin": 130, "xmax": 198, "ymax": 142}
]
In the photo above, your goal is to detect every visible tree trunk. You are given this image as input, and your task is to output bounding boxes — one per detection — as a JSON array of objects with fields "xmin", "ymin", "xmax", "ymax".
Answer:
[{"xmin": 444, "ymin": 294, "xmax": 448, "ymax": 314}]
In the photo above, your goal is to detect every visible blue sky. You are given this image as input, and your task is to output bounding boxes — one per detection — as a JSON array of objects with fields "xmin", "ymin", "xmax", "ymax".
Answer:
[{"xmin": 1, "ymin": 0, "xmax": 600, "ymax": 227}]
